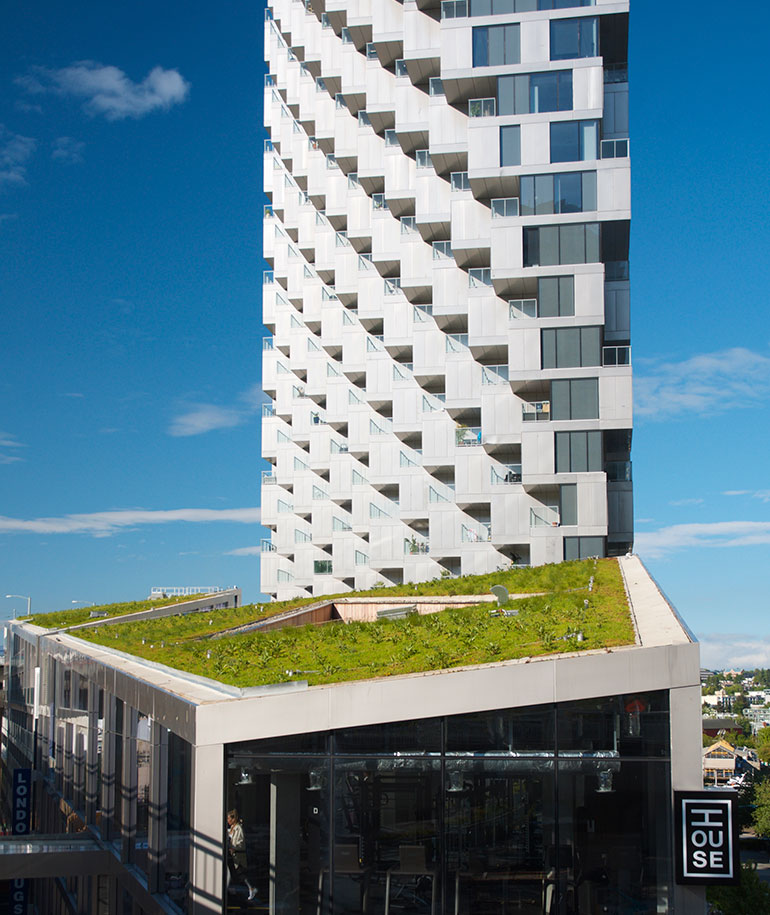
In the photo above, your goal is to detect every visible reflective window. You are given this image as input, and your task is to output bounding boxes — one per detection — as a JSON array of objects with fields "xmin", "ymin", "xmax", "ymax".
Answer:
[
  {"xmin": 550, "ymin": 120, "xmax": 599, "ymax": 163},
  {"xmin": 555, "ymin": 430, "xmax": 603, "ymax": 472},
  {"xmin": 520, "ymin": 171, "xmax": 596, "ymax": 216},
  {"xmin": 473, "ymin": 24, "xmax": 520, "ymax": 66},
  {"xmin": 564, "ymin": 535, "xmax": 605, "ymax": 559},
  {"xmin": 560, "ymin": 483, "xmax": 578, "ymax": 525},
  {"xmin": 498, "ymin": 70, "xmax": 572, "ymax": 115},
  {"xmin": 500, "ymin": 125, "xmax": 521, "ymax": 166},
  {"xmin": 542, "ymin": 327, "xmax": 601, "ymax": 368},
  {"xmin": 539, "ymin": 276, "xmax": 574, "ymax": 317},
  {"xmin": 550, "ymin": 378, "xmax": 599, "ymax": 420},
  {"xmin": 523, "ymin": 223, "xmax": 600, "ymax": 266},
  {"xmin": 550, "ymin": 16, "xmax": 598, "ymax": 60}
]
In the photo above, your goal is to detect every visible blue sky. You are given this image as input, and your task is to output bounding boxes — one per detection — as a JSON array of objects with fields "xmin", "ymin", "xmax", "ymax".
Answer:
[{"xmin": 1, "ymin": 1, "xmax": 768, "ymax": 669}]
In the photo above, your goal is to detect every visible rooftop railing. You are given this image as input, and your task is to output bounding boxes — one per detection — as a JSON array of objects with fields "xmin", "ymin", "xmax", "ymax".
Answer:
[{"xmin": 522, "ymin": 401, "xmax": 550, "ymax": 422}]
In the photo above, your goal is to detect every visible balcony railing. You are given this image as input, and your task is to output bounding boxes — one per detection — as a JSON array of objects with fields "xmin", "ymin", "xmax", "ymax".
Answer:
[
  {"xmin": 603, "ymin": 345, "xmax": 631, "ymax": 366},
  {"xmin": 530, "ymin": 506, "xmax": 560, "ymax": 528},
  {"xmin": 606, "ymin": 460, "xmax": 632, "ymax": 482},
  {"xmin": 262, "ymin": 471, "xmax": 277, "ymax": 485},
  {"xmin": 522, "ymin": 401, "xmax": 550, "ymax": 422},
  {"xmin": 469, "ymin": 268, "xmax": 492, "ymax": 288},
  {"xmin": 405, "ymin": 538, "xmax": 430, "ymax": 555},
  {"xmin": 262, "ymin": 403, "xmax": 275, "ymax": 417},
  {"xmin": 601, "ymin": 139, "xmax": 629, "ymax": 159},
  {"xmin": 468, "ymin": 98, "xmax": 496, "ymax": 118},
  {"xmin": 481, "ymin": 365, "xmax": 509, "ymax": 385},
  {"xmin": 605, "ymin": 260, "xmax": 630, "ymax": 281},
  {"xmin": 262, "ymin": 337, "xmax": 274, "ymax": 350},
  {"xmin": 441, "ymin": 0, "xmax": 467, "ymax": 17},
  {"xmin": 446, "ymin": 333, "xmax": 469, "ymax": 353},
  {"xmin": 491, "ymin": 464, "xmax": 522, "ymax": 485},
  {"xmin": 456, "ymin": 426, "xmax": 482, "ymax": 447},
  {"xmin": 261, "ymin": 539, "xmax": 276, "ymax": 552},
  {"xmin": 509, "ymin": 297, "xmax": 537, "ymax": 319},
  {"xmin": 491, "ymin": 197, "xmax": 520, "ymax": 218},
  {"xmin": 461, "ymin": 522, "xmax": 491, "ymax": 543}
]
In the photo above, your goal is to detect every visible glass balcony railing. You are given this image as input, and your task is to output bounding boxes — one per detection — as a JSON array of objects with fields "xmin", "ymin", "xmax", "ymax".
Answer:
[
  {"xmin": 601, "ymin": 139, "xmax": 629, "ymax": 160},
  {"xmin": 446, "ymin": 333, "xmax": 469, "ymax": 353},
  {"xmin": 509, "ymin": 298, "xmax": 537, "ymax": 319},
  {"xmin": 530, "ymin": 506, "xmax": 560, "ymax": 528},
  {"xmin": 456, "ymin": 426, "xmax": 482, "ymax": 447},
  {"xmin": 468, "ymin": 98, "xmax": 496, "ymax": 118},
  {"xmin": 261, "ymin": 539, "xmax": 276, "ymax": 552},
  {"xmin": 606, "ymin": 460, "xmax": 632, "ymax": 482},
  {"xmin": 404, "ymin": 538, "xmax": 430, "ymax": 555},
  {"xmin": 441, "ymin": 0, "xmax": 467, "ymax": 17},
  {"xmin": 461, "ymin": 522, "xmax": 491, "ymax": 543},
  {"xmin": 481, "ymin": 365, "xmax": 509, "ymax": 385},
  {"xmin": 262, "ymin": 471, "xmax": 277, "ymax": 485},
  {"xmin": 522, "ymin": 401, "xmax": 550, "ymax": 422},
  {"xmin": 262, "ymin": 403, "xmax": 275, "ymax": 417},
  {"xmin": 491, "ymin": 464, "xmax": 522, "ymax": 485},
  {"xmin": 491, "ymin": 197, "xmax": 520, "ymax": 219},
  {"xmin": 603, "ymin": 345, "xmax": 631, "ymax": 366}
]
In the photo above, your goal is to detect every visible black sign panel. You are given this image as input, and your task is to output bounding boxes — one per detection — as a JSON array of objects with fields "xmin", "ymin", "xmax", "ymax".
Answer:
[
  {"xmin": 675, "ymin": 791, "xmax": 740, "ymax": 884},
  {"xmin": 11, "ymin": 769, "xmax": 31, "ymax": 836}
]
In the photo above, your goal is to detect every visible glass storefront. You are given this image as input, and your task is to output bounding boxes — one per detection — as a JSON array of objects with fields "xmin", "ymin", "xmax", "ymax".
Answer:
[{"xmin": 225, "ymin": 691, "xmax": 671, "ymax": 914}]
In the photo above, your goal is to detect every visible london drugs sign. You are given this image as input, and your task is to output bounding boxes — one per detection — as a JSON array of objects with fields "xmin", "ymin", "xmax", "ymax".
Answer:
[{"xmin": 675, "ymin": 791, "xmax": 740, "ymax": 885}]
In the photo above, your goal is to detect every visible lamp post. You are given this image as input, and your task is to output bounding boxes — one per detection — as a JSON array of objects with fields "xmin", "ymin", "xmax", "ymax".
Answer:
[{"xmin": 5, "ymin": 594, "xmax": 31, "ymax": 618}]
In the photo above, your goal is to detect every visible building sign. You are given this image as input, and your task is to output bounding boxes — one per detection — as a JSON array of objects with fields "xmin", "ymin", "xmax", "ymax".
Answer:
[
  {"xmin": 12, "ymin": 768, "xmax": 32, "ymax": 836},
  {"xmin": 10, "ymin": 877, "xmax": 29, "ymax": 915},
  {"xmin": 675, "ymin": 791, "xmax": 739, "ymax": 884}
]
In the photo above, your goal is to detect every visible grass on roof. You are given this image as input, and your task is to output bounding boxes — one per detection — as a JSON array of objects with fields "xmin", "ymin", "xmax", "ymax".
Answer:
[
  {"xmin": 27, "ymin": 594, "xmax": 208, "ymax": 629},
  {"xmin": 73, "ymin": 559, "xmax": 634, "ymax": 687}
]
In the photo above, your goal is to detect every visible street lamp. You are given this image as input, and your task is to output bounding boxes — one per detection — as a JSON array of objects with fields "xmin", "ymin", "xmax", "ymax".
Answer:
[{"xmin": 5, "ymin": 594, "xmax": 31, "ymax": 618}]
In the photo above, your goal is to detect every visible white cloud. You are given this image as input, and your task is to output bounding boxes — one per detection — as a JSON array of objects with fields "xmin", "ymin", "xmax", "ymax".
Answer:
[
  {"xmin": 0, "ymin": 431, "xmax": 25, "ymax": 466},
  {"xmin": 51, "ymin": 136, "xmax": 85, "ymax": 164},
  {"xmin": 635, "ymin": 347, "xmax": 770, "ymax": 419},
  {"xmin": 722, "ymin": 489, "xmax": 770, "ymax": 503},
  {"xmin": 0, "ymin": 454, "xmax": 23, "ymax": 465},
  {"xmin": 0, "ymin": 213, "xmax": 18, "ymax": 225},
  {"xmin": 699, "ymin": 635, "xmax": 770, "ymax": 672},
  {"xmin": 168, "ymin": 382, "xmax": 271, "ymax": 437},
  {"xmin": 668, "ymin": 498, "xmax": 704, "ymax": 507},
  {"xmin": 18, "ymin": 62, "xmax": 190, "ymax": 121},
  {"xmin": 0, "ymin": 507, "xmax": 260, "ymax": 537},
  {"xmin": 0, "ymin": 125, "xmax": 36, "ymax": 189},
  {"xmin": 636, "ymin": 520, "xmax": 770, "ymax": 559},
  {"xmin": 226, "ymin": 546, "xmax": 262, "ymax": 556}
]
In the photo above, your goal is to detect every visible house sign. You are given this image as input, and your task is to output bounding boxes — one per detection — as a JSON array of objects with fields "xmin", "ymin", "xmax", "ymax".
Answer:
[{"xmin": 675, "ymin": 791, "xmax": 739, "ymax": 884}]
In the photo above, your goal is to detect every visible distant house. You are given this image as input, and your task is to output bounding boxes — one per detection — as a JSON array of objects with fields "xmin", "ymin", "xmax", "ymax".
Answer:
[
  {"xmin": 703, "ymin": 739, "xmax": 761, "ymax": 786},
  {"xmin": 702, "ymin": 716, "xmax": 741, "ymax": 738}
]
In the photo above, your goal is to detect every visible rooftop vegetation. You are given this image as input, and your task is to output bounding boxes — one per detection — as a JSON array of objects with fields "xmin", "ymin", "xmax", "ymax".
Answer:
[
  {"xmin": 27, "ymin": 594, "xmax": 208, "ymax": 629},
  {"xmin": 72, "ymin": 559, "xmax": 634, "ymax": 687}
]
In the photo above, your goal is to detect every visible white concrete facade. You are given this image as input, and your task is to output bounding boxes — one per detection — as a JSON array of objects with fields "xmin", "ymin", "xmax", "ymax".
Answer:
[{"xmin": 261, "ymin": 0, "xmax": 632, "ymax": 600}]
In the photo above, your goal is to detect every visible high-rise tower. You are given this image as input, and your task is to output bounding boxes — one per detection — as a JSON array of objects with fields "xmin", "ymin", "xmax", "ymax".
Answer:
[{"xmin": 262, "ymin": 0, "xmax": 631, "ymax": 601}]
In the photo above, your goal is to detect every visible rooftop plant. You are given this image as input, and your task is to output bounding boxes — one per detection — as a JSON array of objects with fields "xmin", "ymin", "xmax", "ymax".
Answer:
[
  {"xmin": 73, "ymin": 559, "xmax": 634, "ymax": 687},
  {"xmin": 28, "ymin": 594, "xmax": 208, "ymax": 629}
]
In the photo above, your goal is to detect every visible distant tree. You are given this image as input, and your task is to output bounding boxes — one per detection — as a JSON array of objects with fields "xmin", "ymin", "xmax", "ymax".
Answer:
[
  {"xmin": 708, "ymin": 862, "xmax": 770, "ymax": 914},
  {"xmin": 753, "ymin": 779, "xmax": 770, "ymax": 837},
  {"xmin": 703, "ymin": 673, "xmax": 721, "ymax": 695}
]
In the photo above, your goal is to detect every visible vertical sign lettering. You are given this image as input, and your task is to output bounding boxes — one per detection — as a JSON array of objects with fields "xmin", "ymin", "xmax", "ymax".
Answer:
[
  {"xmin": 12, "ymin": 768, "xmax": 32, "ymax": 836},
  {"xmin": 675, "ymin": 791, "xmax": 739, "ymax": 884}
]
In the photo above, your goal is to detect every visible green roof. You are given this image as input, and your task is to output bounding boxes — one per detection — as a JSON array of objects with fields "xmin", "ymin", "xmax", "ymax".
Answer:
[
  {"xmin": 66, "ymin": 559, "xmax": 635, "ymax": 688},
  {"xmin": 27, "ymin": 594, "xmax": 208, "ymax": 629}
]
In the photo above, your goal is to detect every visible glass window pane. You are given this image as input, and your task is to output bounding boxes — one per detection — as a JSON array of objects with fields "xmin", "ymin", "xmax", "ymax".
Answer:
[
  {"xmin": 500, "ymin": 125, "xmax": 520, "ymax": 166},
  {"xmin": 585, "ymin": 222, "xmax": 600, "ymax": 261},
  {"xmin": 541, "ymin": 329, "xmax": 557, "ymax": 369},
  {"xmin": 557, "ymin": 327, "xmax": 580, "ymax": 367},
  {"xmin": 471, "ymin": 0, "xmax": 492, "ymax": 11},
  {"xmin": 523, "ymin": 227, "xmax": 538, "ymax": 266},
  {"xmin": 550, "ymin": 19, "xmax": 579, "ymax": 60},
  {"xmin": 555, "ymin": 431, "xmax": 571, "ymax": 473},
  {"xmin": 532, "ymin": 72, "xmax": 558, "ymax": 113},
  {"xmin": 498, "ymin": 75, "xmax": 515, "ymax": 116},
  {"xmin": 569, "ymin": 431, "xmax": 587, "ymax": 471},
  {"xmin": 520, "ymin": 176, "xmax": 535, "ymax": 216},
  {"xmin": 494, "ymin": 0, "xmax": 515, "ymax": 10},
  {"xmin": 539, "ymin": 226, "xmax": 559, "ymax": 265},
  {"xmin": 559, "ymin": 223, "xmax": 585, "ymax": 264},
  {"xmin": 550, "ymin": 121, "xmax": 578, "ymax": 163},
  {"xmin": 538, "ymin": 277, "xmax": 559, "ymax": 317},
  {"xmin": 580, "ymin": 119, "xmax": 599, "ymax": 160},
  {"xmin": 335, "ymin": 718, "xmax": 442, "ymax": 755},
  {"xmin": 504, "ymin": 25, "xmax": 520, "ymax": 63},
  {"xmin": 559, "ymin": 276, "xmax": 575, "ymax": 315},
  {"xmin": 563, "ymin": 536, "xmax": 580, "ymax": 560},
  {"xmin": 556, "ymin": 171, "xmax": 582, "ymax": 213},
  {"xmin": 557, "ymin": 70, "xmax": 573, "ymax": 110},
  {"xmin": 580, "ymin": 17, "xmax": 598, "ymax": 57},
  {"xmin": 586, "ymin": 429, "xmax": 602, "ymax": 469},
  {"xmin": 472, "ymin": 27, "xmax": 489, "ymax": 67},
  {"xmin": 534, "ymin": 174, "xmax": 554, "ymax": 214},
  {"xmin": 514, "ymin": 74, "xmax": 529, "ymax": 114},
  {"xmin": 570, "ymin": 378, "xmax": 599, "ymax": 418},
  {"xmin": 580, "ymin": 326, "xmax": 601, "ymax": 365},
  {"xmin": 582, "ymin": 171, "xmax": 597, "ymax": 211},
  {"xmin": 551, "ymin": 379, "xmax": 570, "ymax": 419},
  {"xmin": 560, "ymin": 483, "xmax": 577, "ymax": 525},
  {"xmin": 489, "ymin": 25, "xmax": 505, "ymax": 65},
  {"xmin": 447, "ymin": 706, "xmax": 555, "ymax": 753}
]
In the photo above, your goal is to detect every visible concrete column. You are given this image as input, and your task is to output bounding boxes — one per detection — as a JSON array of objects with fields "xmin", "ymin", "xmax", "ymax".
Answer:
[
  {"xmin": 122, "ymin": 706, "xmax": 138, "ymax": 864},
  {"xmin": 270, "ymin": 774, "xmax": 302, "ymax": 915},
  {"xmin": 85, "ymin": 682, "xmax": 100, "ymax": 826},
  {"xmin": 190, "ymin": 743, "xmax": 224, "ymax": 915},
  {"xmin": 147, "ymin": 721, "xmax": 168, "ymax": 894},
  {"xmin": 670, "ymin": 683, "xmax": 707, "ymax": 915}
]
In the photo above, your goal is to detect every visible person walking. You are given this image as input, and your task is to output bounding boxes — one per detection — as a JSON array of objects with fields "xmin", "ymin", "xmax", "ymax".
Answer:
[{"xmin": 227, "ymin": 809, "xmax": 258, "ymax": 902}]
